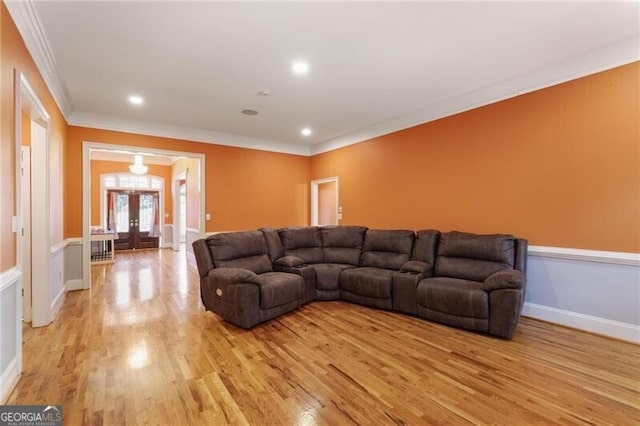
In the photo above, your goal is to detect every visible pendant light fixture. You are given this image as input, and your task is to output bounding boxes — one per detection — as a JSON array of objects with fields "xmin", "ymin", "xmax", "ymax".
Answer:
[{"xmin": 129, "ymin": 155, "xmax": 148, "ymax": 175}]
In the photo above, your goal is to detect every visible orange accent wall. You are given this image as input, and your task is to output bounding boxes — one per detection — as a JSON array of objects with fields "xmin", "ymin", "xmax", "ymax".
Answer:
[
  {"xmin": 90, "ymin": 160, "xmax": 174, "ymax": 226},
  {"xmin": 311, "ymin": 63, "xmax": 640, "ymax": 253},
  {"xmin": 65, "ymin": 127, "xmax": 310, "ymax": 237},
  {"xmin": 1, "ymin": 3, "xmax": 67, "ymax": 270}
]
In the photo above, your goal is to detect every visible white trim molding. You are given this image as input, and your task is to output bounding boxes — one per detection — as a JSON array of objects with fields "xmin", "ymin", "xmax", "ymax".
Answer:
[
  {"xmin": 0, "ymin": 267, "xmax": 22, "ymax": 403},
  {"xmin": 69, "ymin": 112, "xmax": 311, "ymax": 156},
  {"xmin": 65, "ymin": 237, "xmax": 82, "ymax": 246},
  {"xmin": 8, "ymin": 0, "xmax": 638, "ymax": 158},
  {"xmin": 5, "ymin": 0, "xmax": 72, "ymax": 118},
  {"xmin": 0, "ymin": 268, "xmax": 21, "ymax": 293},
  {"xmin": 523, "ymin": 303, "xmax": 640, "ymax": 344},
  {"xmin": 524, "ymin": 246, "xmax": 639, "ymax": 343},
  {"xmin": 528, "ymin": 245, "xmax": 640, "ymax": 266},
  {"xmin": 310, "ymin": 34, "xmax": 640, "ymax": 155},
  {"xmin": 65, "ymin": 279, "xmax": 83, "ymax": 292}
]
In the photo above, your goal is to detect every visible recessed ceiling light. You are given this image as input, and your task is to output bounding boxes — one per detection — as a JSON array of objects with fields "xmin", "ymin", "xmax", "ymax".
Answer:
[
  {"xmin": 242, "ymin": 109, "xmax": 259, "ymax": 116},
  {"xmin": 292, "ymin": 61, "xmax": 309, "ymax": 75},
  {"xmin": 128, "ymin": 95, "xmax": 144, "ymax": 105},
  {"xmin": 301, "ymin": 128, "xmax": 312, "ymax": 136}
]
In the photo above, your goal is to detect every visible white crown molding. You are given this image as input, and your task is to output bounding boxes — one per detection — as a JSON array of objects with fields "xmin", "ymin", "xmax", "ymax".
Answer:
[
  {"xmin": 528, "ymin": 245, "xmax": 640, "ymax": 267},
  {"xmin": 310, "ymin": 34, "xmax": 640, "ymax": 155},
  {"xmin": 5, "ymin": 0, "xmax": 72, "ymax": 119},
  {"xmin": 68, "ymin": 112, "xmax": 312, "ymax": 156},
  {"xmin": 7, "ymin": 0, "xmax": 638, "ymax": 158}
]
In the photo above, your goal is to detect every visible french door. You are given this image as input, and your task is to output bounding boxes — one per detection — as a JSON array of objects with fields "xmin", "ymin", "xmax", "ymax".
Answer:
[{"xmin": 108, "ymin": 190, "xmax": 160, "ymax": 250}]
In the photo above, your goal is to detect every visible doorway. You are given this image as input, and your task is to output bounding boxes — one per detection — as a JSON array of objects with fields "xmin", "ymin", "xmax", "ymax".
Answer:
[
  {"xmin": 108, "ymin": 190, "xmax": 160, "ymax": 250},
  {"xmin": 311, "ymin": 177, "xmax": 340, "ymax": 226},
  {"xmin": 83, "ymin": 142, "xmax": 206, "ymax": 290}
]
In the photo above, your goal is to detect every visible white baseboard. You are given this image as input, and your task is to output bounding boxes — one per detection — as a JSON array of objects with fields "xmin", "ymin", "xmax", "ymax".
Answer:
[
  {"xmin": 65, "ymin": 279, "xmax": 83, "ymax": 292},
  {"xmin": 51, "ymin": 285, "xmax": 66, "ymax": 319},
  {"xmin": 0, "ymin": 357, "xmax": 20, "ymax": 404},
  {"xmin": 523, "ymin": 302, "xmax": 640, "ymax": 343}
]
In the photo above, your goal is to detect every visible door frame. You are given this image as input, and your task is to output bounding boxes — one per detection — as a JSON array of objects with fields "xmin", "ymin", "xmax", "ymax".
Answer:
[
  {"xmin": 82, "ymin": 142, "xmax": 206, "ymax": 289},
  {"xmin": 20, "ymin": 146, "xmax": 31, "ymax": 323},
  {"xmin": 99, "ymin": 173, "xmax": 165, "ymax": 245},
  {"xmin": 15, "ymin": 70, "xmax": 51, "ymax": 328},
  {"xmin": 172, "ymin": 172, "xmax": 186, "ymax": 251},
  {"xmin": 310, "ymin": 176, "xmax": 339, "ymax": 226}
]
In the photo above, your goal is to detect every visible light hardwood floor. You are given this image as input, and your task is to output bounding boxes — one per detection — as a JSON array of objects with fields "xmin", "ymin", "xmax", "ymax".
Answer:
[{"xmin": 7, "ymin": 249, "xmax": 640, "ymax": 425}]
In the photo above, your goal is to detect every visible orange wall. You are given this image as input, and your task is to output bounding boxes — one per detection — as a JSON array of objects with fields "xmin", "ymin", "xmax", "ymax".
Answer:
[
  {"xmin": 1, "ymin": 3, "xmax": 67, "ymax": 270},
  {"xmin": 311, "ymin": 63, "xmax": 640, "ymax": 253},
  {"xmin": 65, "ymin": 127, "xmax": 310, "ymax": 237},
  {"xmin": 90, "ymin": 160, "xmax": 174, "ymax": 226}
]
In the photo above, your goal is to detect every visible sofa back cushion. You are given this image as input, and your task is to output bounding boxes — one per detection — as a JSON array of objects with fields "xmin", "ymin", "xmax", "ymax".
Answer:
[
  {"xmin": 321, "ymin": 226, "xmax": 368, "ymax": 266},
  {"xmin": 278, "ymin": 227, "xmax": 323, "ymax": 264},
  {"xmin": 208, "ymin": 231, "xmax": 272, "ymax": 274},
  {"xmin": 434, "ymin": 231, "xmax": 515, "ymax": 282},
  {"xmin": 411, "ymin": 230, "xmax": 440, "ymax": 274},
  {"xmin": 360, "ymin": 229, "xmax": 415, "ymax": 270},
  {"xmin": 259, "ymin": 227, "xmax": 285, "ymax": 261}
]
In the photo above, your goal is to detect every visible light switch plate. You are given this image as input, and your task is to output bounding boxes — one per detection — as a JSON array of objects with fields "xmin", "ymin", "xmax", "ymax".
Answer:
[{"xmin": 205, "ymin": 213, "xmax": 211, "ymax": 221}]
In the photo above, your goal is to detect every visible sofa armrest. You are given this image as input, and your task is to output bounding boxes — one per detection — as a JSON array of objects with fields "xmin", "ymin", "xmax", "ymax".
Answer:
[
  {"xmin": 207, "ymin": 267, "xmax": 262, "ymax": 286},
  {"xmin": 400, "ymin": 260, "xmax": 428, "ymax": 273},
  {"xmin": 274, "ymin": 255, "xmax": 305, "ymax": 267},
  {"xmin": 482, "ymin": 270, "xmax": 526, "ymax": 292}
]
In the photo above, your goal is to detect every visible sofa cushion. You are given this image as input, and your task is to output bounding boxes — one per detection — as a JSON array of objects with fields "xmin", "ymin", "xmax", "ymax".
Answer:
[
  {"xmin": 258, "ymin": 272, "xmax": 303, "ymax": 309},
  {"xmin": 411, "ymin": 230, "xmax": 440, "ymax": 274},
  {"xmin": 259, "ymin": 227, "xmax": 285, "ymax": 260},
  {"xmin": 208, "ymin": 231, "xmax": 272, "ymax": 274},
  {"xmin": 417, "ymin": 277, "xmax": 489, "ymax": 319},
  {"xmin": 360, "ymin": 229, "xmax": 414, "ymax": 270},
  {"xmin": 274, "ymin": 255, "xmax": 305, "ymax": 267},
  {"xmin": 312, "ymin": 263, "xmax": 355, "ymax": 291},
  {"xmin": 321, "ymin": 226, "xmax": 367, "ymax": 265},
  {"xmin": 434, "ymin": 231, "xmax": 516, "ymax": 282},
  {"xmin": 278, "ymin": 227, "xmax": 324, "ymax": 264},
  {"xmin": 340, "ymin": 267, "xmax": 394, "ymax": 299}
]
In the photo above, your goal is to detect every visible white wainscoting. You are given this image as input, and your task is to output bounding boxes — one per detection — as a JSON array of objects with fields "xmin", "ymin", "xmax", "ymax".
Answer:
[
  {"xmin": 163, "ymin": 224, "xmax": 174, "ymax": 248},
  {"xmin": 50, "ymin": 242, "xmax": 66, "ymax": 319},
  {"xmin": 64, "ymin": 238, "xmax": 83, "ymax": 291},
  {"xmin": 185, "ymin": 227, "xmax": 201, "ymax": 261},
  {"xmin": 524, "ymin": 245, "xmax": 640, "ymax": 343},
  {"xmin": 0, "ymin": 267, "xmax": 22, "ymax": 403}
]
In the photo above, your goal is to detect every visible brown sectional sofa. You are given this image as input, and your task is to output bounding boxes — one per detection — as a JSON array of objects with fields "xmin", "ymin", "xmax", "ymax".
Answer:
[{"xmin": 193, "ymin": 226, "xmax": 527, "ymax": 339}]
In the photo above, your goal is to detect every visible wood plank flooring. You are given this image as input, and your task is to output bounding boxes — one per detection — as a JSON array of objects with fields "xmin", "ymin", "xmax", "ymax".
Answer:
[{"xmin": 6, "ymin": 249, "xmax": 640, "ymax": 425}]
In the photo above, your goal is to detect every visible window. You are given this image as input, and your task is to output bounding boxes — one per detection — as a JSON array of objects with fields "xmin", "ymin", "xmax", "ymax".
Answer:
[{"xmin": 102, "ymin": 174, "xmax": 163, "ymax": 190}]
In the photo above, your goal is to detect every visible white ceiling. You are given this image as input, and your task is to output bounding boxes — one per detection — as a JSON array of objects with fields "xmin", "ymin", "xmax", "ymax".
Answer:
[{"xmin": 8, "ymin": 1, "xmax": 640, "ymax": 156}]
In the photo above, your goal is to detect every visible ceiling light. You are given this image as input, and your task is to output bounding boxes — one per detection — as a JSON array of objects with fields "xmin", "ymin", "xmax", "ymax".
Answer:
[
  {"xmin": 128, "ymin": 95, "xmax": 144, "ymax": 105},
  {"xmin": 292, "ymin": 61, "xmax": 309, "ymax": 75},
  {"xmin": 242, "ymin": 109, "xmax": 259, "ymax": 116},
  {"xmin": 129, "ymin": 155, "xmax": 148, "ymax": 175},
  {"xmin": 301, "ymin": 128, "xmax": 312, "ymax": 136}
]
